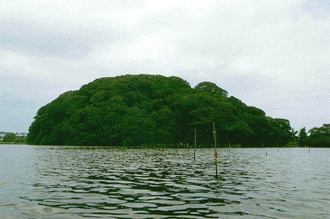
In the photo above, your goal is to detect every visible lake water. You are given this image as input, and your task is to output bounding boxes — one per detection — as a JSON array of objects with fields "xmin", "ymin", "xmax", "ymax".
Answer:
[{"xmin": 1, "ymin": 145, "xmax": 330, "ymax": 218}]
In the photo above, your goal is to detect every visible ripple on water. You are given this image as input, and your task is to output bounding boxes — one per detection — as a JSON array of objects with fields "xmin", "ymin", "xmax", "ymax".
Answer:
[
  {"xmin": 120, "ymin": 202, "xmax": 158, "ymax": 208},
  {"xmin": 2, "ymin": 147, "xmax": 330, "ymax": 218}
]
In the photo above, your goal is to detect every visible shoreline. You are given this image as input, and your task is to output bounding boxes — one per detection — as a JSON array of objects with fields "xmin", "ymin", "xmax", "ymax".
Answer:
[
  {"xmin": 0, "ymin": 142, "xmax": 27, "ymax": 145},
  {"xmin": 0, "ymin": 144, "xmax": 312, "ymax": 148}
]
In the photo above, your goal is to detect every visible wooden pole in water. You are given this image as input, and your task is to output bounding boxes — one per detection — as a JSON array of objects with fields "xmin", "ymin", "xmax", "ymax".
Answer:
[
  {"xmin": 194, "ymin": 129, "xmax": 196, "ymax": 161},
  {"xmin": 213, "ymin": 122, "xmax": 218, "ymax": 178}
]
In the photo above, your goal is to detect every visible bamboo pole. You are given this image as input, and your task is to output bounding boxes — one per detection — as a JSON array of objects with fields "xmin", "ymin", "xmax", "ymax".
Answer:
[
  {"xmin": 194, "ymin": 129, "xmax": 196, "ymax": 161},
  {"xmin": 213, "ymin": 122, "xmax": 218, "ymax": 178}
]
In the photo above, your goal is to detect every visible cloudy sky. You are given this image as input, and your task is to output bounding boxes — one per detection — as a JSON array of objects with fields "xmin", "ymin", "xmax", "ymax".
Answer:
[{"xmin": 0, "ymin": 0, "xmax": 329, "ymax": 133}]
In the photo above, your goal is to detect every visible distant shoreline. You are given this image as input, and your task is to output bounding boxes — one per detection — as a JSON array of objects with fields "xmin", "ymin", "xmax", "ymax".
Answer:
[
  {"xmin": 0, "ymin": 142, "xmax": 27, "ymax": 145},
  {"xmin": 0, "ymin": 143, "xmax": 312, "ymax": 148}
]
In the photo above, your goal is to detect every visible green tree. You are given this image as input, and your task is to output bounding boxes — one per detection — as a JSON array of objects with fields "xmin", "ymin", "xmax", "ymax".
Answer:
[
  {"xmin": 308, "ymin": 124, "xmax": 330, "ymax": 147},
  {"xmin": 194, "ymin": 82, "xmax": 228, "ymax": 98},
  {"xmin": 298, "ymin": 127, "xmax": 308, "ymax": 146},
  {"xmin": 263, "ymin": 118, "xmax": 293, "ymax": 147},
  {"xmin": 3, "ymin": 133, "xmax": 17, "ymax": 142}
]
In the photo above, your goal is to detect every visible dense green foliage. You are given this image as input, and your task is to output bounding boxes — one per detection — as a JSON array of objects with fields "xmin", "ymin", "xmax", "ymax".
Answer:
[
  {"xmin": 3, "ymin": 133, "xmax": 16, "ymax": 142},
  {"xmin": 297, "ymin": 124, "xmax": 330, "ymax": 147},
  {"xmin": 27, "ymin": 74, "xmax": 295, "ymax": 147},
  {"xmin": 2, "ymin": 133, "xmax": 27, "ymax": 143}
]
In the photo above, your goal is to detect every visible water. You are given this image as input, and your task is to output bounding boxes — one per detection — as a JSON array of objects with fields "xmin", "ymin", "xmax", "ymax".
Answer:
[{"xmin": 1, "ymin": 145, "xmax": 330, "ymax": 218}]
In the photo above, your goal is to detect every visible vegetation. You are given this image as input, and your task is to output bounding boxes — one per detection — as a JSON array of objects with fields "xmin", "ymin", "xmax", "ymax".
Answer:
[
  {"xmin": 297, "ymin": 124, "xmax": 330, "ymax": 147},
  {"xmin": 27, "ymin": 74, "xmax": 297, "ymax": 147},
  {"xmin": 1, "ymin": 133, "xmax": 27, "ymax": 144}
]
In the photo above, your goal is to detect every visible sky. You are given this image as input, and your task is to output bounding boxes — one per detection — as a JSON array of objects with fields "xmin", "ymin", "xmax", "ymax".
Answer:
[{"xmin": 0, "ymin": 0, "xmax": 329, "ymax": 133}]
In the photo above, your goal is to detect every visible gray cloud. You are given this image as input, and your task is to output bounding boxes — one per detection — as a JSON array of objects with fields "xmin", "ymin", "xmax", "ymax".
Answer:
[
  {"xmin": 0, "ymin": 69, "xmax": 81, "ymax": 132},
  {"xmin": 0, "ymin": 21, "xmax": 91, "ymax": 58},
  {"xmin": 302, "ymin": 0, "xmax": 330, "ymax": 13},
  {"xmin": 0, "ymin": 19, "xmax": 128, "ymax": 59}
]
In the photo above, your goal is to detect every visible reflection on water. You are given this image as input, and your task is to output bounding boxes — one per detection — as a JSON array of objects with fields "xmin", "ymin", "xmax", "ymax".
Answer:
[{"xmin": 1, "ymin": 146, "xmax": 330, "ymax": 218}]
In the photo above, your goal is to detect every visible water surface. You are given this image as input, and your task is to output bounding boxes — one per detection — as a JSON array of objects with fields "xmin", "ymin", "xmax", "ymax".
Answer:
[{"xmin": 1, "ymin": 145, "xmax": 329, "ymax": 218}]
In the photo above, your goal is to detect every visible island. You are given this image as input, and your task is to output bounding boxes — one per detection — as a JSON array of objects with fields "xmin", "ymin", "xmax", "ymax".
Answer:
[{"xmin": 26, "ymin": 74, "xmax": 329, "ymax": 147}]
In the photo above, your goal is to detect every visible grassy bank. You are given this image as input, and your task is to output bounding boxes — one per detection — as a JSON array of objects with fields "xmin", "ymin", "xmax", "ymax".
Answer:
[{"xmin": 0, "ymin": 142, "xmax": 27, "ymax": 145}]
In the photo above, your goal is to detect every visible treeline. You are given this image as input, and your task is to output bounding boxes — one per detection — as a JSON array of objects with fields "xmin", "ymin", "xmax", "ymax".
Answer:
[
  {"xmin": 27, "ymin": 74, "xmax": 296, "ymax": 147},
  {"xmin": 298, "ymin": 124, "xmax": 330, "ymax": 147},
  {"xmin": 1, "ymin": 133, "xmax": 27, "ymax": 144}
]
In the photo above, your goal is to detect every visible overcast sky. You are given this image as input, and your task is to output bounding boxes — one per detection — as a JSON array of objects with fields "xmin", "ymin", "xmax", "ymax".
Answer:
[{"xmin": 0, "ymin": 0, "xmax": 329, "ymax": 133}]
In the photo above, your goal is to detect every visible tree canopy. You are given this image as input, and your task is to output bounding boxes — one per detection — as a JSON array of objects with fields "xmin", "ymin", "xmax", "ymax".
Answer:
[
  {"xmin": 3, "ymin": 133, "xmax": 17, "ymax": 142},
  {"xmin": 27, "ymin": 74, "xmax": 295, "ymax": 147},
  {"xmin": 306, "ymin": 124, "xmax": 330, "ymax": 147},
  {"xmin": 2, "ymin": 133, "xmax": 27, "ymax": 143}
]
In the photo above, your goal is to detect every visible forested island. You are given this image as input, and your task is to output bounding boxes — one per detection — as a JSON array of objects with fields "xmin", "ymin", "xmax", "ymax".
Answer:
[{"xmin": 26, "ymin": 74, "xmax": 330, "ymax": 147}]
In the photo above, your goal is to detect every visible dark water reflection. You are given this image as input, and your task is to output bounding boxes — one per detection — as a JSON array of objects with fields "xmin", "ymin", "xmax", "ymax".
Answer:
[{"xmin": 1, "ymin": 146, "xmax": 330, "ymax": 218}]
